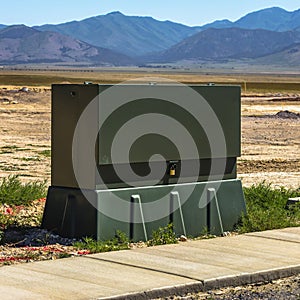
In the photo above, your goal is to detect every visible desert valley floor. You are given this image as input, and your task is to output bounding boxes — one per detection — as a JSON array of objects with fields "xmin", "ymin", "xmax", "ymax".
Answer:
[{"xmin": 0, "ymin": 84, "xmax": 299, "ymax": 188}]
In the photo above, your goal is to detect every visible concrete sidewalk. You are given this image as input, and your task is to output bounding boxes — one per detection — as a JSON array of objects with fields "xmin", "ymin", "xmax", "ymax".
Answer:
[{"xmin": 0, "ymin": 227, "xmax": 299, "ymax": 300}]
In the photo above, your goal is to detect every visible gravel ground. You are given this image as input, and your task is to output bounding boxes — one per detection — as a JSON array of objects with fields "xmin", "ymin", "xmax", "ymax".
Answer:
[
  {"xmin": 0, "ymin": 226, "xmax": 88, "ymax": 265},
  {"xmin": 0, "ymin": 200, "xmax": 91, "ymax": 265},
  {"xmin": 158, "ymin": 274, "xmax": 300, "ymax": 300}
]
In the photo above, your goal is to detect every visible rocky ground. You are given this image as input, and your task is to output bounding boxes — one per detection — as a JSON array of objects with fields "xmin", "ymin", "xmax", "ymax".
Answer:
[
  {"xmin": 158, "ymin": 274, "xmax": 300, "ymax": 299},
  {"xmin": 0, "ymin": 199, "xmax": 90, "ymax": 265}
]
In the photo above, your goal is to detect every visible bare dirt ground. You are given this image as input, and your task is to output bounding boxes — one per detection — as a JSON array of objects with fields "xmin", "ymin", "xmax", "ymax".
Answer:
[
  {"xmin": 239, "ymin": 95, "xmax": 300, "ymax": 188},
  {"xmin": 0, "ymin": 86, "xmax": 299, "ymax": 188},
  {"xmin": 0, "ymin": 87, "xmax": 51, "ymax": 182}
]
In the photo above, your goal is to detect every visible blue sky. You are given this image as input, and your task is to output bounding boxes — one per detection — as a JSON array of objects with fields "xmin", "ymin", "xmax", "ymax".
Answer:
[{"xmin": 1, "ymin": 0, "xmax": 300, "ymax": 26}]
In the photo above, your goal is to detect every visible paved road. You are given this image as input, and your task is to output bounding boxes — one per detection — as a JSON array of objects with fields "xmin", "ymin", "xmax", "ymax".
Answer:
[{"xmin": 0, "ymin": 227, "xmax": 299, "ymax": 300}]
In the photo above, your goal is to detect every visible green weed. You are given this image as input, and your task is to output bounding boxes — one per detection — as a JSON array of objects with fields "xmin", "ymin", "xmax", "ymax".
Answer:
[
  {"xmin": 0, "ymin": 165, "xmax": 23, "ymax": 171},
  {"xmin": 73, "ymin": 231, "xmax": 129, "ymax": 253},
  {"xmin": 195, "ymin": 227, "xmax": 217, "ymax": 240},
  {"xmin": 21, "ymin": 156, "xmax": 41, "ymax": 162},
  {"xmin": 238, "ymin": 182, "xmax": 300, "ymax": 233},
  {"xmin": 58, "ymin": 253, "xmax": 72, "ymax": 259},
  {"xmin": 0, "ymin": 175, "xmax": 47, "ymax": 206},
  {"xmin": 0, "ymin": 146, "xmax": 30, "ymax": 154},
  {"xmin": 27, "ymin": 144, "xmax": 49, "ymax": 148},
  {"xmin": 0, "ymin": 145, "xmax": 19, "ymax": 153},
  {"xmin": 147, "ymin": 223, "xmax": 178, "ymax": 246},
  {"xmin": 38, "ymin": 150, "xmax": 51, "ymax": 158}
]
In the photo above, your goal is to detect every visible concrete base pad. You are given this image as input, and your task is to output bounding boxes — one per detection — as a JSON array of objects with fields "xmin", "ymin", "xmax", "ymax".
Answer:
[{"xmin": 42, "ymin": 179, "xmax": 246, "ymax": 241}]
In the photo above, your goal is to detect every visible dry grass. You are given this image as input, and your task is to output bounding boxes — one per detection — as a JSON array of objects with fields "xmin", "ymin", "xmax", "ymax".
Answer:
[{"xmin": 1, "ymin": 69, "xmax": 300, "ymax": 94}]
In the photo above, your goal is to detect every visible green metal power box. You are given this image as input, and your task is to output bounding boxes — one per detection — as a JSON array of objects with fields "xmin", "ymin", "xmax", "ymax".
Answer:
[{"xmin": 42, "ymin": 82, "xmax": 246, "ymax": 241}]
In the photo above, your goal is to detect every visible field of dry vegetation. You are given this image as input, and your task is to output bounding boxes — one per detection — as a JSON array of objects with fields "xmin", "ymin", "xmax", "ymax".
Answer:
[{"xmin": 0, "ymin": 69, "xmax": 299, "ymax": 188}]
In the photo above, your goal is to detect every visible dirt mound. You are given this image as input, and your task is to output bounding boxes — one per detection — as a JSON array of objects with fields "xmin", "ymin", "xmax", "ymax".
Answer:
[
  {"xmin": 270, "ymin": 96, "xmax": 300, "ymax": 102},
  {"xmin": 275, "ymin": 110, "xmax": 300, "ymax": 119},
  {"xmin": 246, "ymin": 110, "xmax": 300, "ymax": 119}
]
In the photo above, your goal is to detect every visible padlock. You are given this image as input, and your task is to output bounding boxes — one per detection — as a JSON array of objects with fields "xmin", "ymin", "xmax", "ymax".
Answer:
[{"xmin": 170, "ymin": 165, "xmax": 176, "ymax": 176}]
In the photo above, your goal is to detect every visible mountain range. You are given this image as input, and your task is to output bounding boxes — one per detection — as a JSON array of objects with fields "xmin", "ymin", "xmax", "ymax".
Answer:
[
  {"xmin": 0, "ymin": 7, "xmax": 300, "ymax": 66},
  {"xmin": 34, "ymin": 12, "xmax": 200, "ymax": 57},
  {"xmin": 202, "ymin": 7, "xmax": 300, "ymax": 32},
  {"xmin": 157, "ymin": 28, "xmax": 300, "ymax": 62},
  {"xmin": 0, "ymin": 25, "xmax": 134, "ymax": 65}
]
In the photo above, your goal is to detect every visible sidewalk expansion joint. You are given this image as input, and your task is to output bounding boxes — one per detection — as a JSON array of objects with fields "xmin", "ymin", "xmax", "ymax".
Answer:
[
  {"xmin": 245, "ymin": 234, "xmax": 300, "ymax": 244},
  {"xmin": 81, "ymin": 255, "xmax": 203, "ymax": 282}
]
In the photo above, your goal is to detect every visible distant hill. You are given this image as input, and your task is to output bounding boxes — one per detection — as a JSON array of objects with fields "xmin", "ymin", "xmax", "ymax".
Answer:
[
  {"xmin": 234, "ymin": 7, "xmax": 300, "ymax": 32},
  {"xmin": 35, "ymin": 12, "xmax": 200, "ymax": 57},
  {"xmin": 201, "ymin": 19, "xmax": 234, "ymax": 30},
  {"xmin": 0, "ymin": 25, "xmax": 134, "ymax": 65},
  {"xmin": 255, "ymin": 43, "xmax": 300, "ymax": 66},
  {"xmin": 0, "ymin": 25, "xmax": 6, "ymax": 30},
  {"xmin": 156, "ymin": 28, "xmax": 300, "ymax": 62},
  {"xmin": 201, "ymin": 7, "xmax": 300, "ymax": 32}
]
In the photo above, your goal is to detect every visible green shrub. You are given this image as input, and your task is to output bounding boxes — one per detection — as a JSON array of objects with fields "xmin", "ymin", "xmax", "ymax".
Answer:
[
  {"xmin": 0, "ymin": 175, "xmax": 46, "ymax": 242},
  {"xmin": 38, "ymin": 150, "xmax": 51, "ymax": 158},
  {"xmin": 0, "ymin": 175, "xmax": 47, "ymax": 206},
  {"xmin": 73, "ymin": 231, "xmax": 129, "ymax": 253},
  {"xmin": 238, "ymin": 182, "xmax": 300, "ymax": 233},
  {"xmin": 147, "ymin": 223, "xmax": 178, "ymax": 246}
]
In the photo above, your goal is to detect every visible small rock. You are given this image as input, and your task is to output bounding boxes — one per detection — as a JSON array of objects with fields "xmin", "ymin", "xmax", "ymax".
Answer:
[
  {"xmin": 214, "ymin": 290, "xmax": 225, "ymax": 295},
  {"xmin": 223, "ymin": 231, "xmax": 231, "ymax": 237},
  {"xmin": 19, "ymin": 87, "xmax": 29, "ymax": 93},
  {"xmin": 0, "ymin": 97, "xmax": 10, "ymax": 102},
  {"xmin": 179, "ymin": 235, "xmax": 188, "ymax": 242}
]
